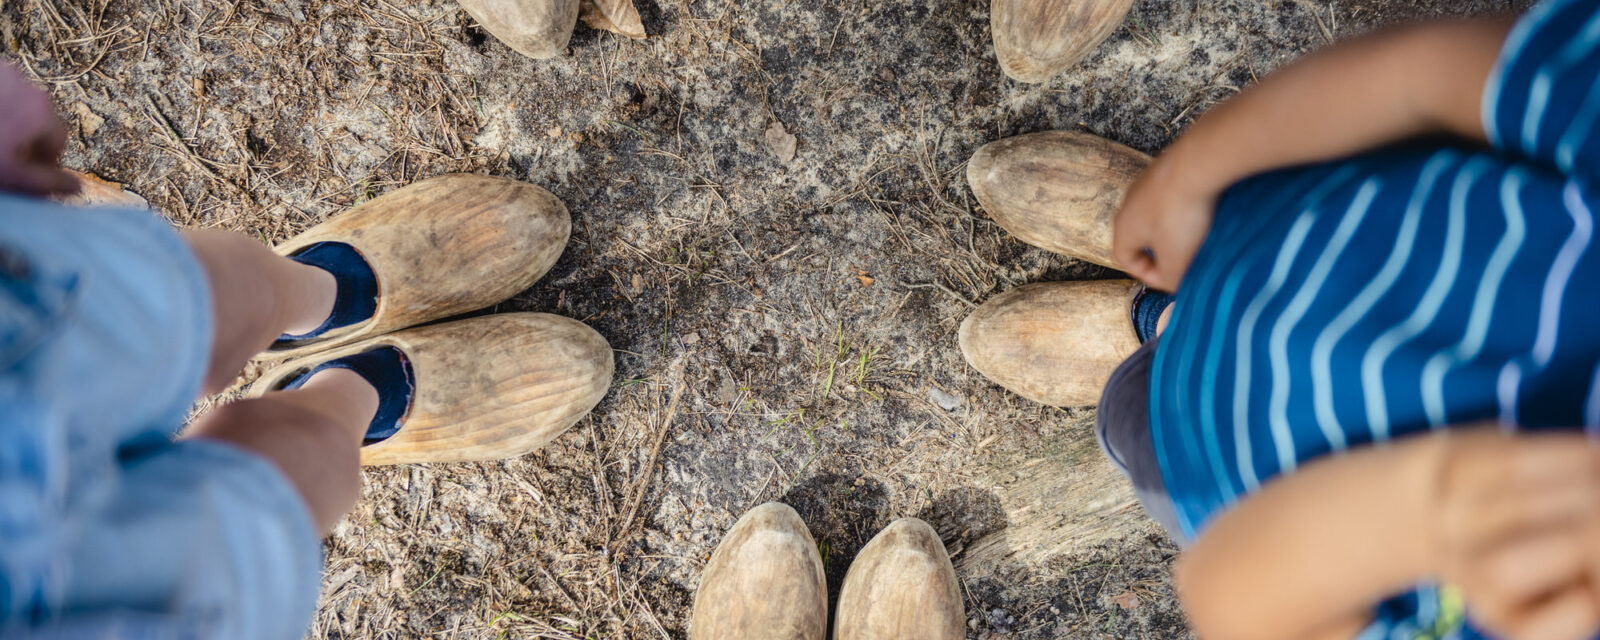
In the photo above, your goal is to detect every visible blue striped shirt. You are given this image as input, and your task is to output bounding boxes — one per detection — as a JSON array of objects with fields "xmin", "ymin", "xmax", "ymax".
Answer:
[{"xmin": 1150, "ymin": 0, "xmax": 1600, "ymax": 636}]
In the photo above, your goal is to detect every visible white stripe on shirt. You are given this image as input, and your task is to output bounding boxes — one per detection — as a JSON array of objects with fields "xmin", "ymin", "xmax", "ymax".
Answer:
[
  {"xmin": 1312, "ymin": 153, "xmax": 1455, "ymax": 446},
  {"xmin": 1493, "ymin": 180, "xmax": 1595, "ymax": 423},
  {"xmin": 1361, "ymin": 159, "xmax": 1487, "ymax": 440},
  {"xmin": 1269, "ymin": 179, "xmax": 1381, "ymax": 463},
  {"xmin": 1487, "ymin": 0, "xmax": 1571, "ymax": 149},
  {"xmin": 1556, "ymin": 76, "xmax": 1600, "ymax": 172},
  {"xmin": 1522, "ymin": 9, "xmax": 1600, "ymax": 151},
  {"xmin": 1232, "ymin": 212, "xmax": 1319, "ymax": 490},
  {"xmin": 1197, "ymin": 169, "xmax": 1361, "ymax": 497},
  {"xmin": 1420, "ymin": 168, "xmax": 1529, "ymax": 426},
  {"xmin": 1534, "ymin": 181, "xmax": 1595, "ymax": 364}
]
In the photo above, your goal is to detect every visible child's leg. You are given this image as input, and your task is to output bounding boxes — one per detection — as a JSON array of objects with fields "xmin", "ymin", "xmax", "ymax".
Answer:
[
  {"xmin": 180, "ymin": 228, "xmax": 376, "ymax": 534},
  {"xmin": 183, "ymin": 368, "xmax": 376, "ymax": 534},
  {"xmin": 182, "ymin": 228, "xmax": 337, "ymax": 395},
  {"xmin": 1096, "ymin": 338, "xmax": 1186, "ymax": 543}
]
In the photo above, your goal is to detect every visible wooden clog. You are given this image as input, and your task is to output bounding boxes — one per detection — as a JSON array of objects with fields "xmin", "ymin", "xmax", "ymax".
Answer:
[
  {"xmin": 991, "ymin": 0, "xmax": 1136, "ymax": 83},
  {"xmin": 959, "ymin": 280, "xmax": 1141, "ymax": 407},
  {"xmin": 690, "ymin": 502, "xmax": 827, "ymax": 640},
  {"xmin": 250, "ymin": 313, "xmax": 612, "ymax": 465},
  {"xmin": 833, "ymin": 518, "xmax": 963, "ymax": 640},
  {"xmin": 579, "ymin": 0, "xmax": 645, "ymax": 39},
  {"xmin": 457, "ymin": 0, "xmax": 580, "ymax": 59},
  {"xmin": 267, "ymin": 174, "xmax": 570, "ymax": 360},
  {"xmin": 56, "ymin": 170, "xmax": 148, "ymax": 209},
  {"xmin": 968, "ymin": 130, "xmax": 1148, "ymax": 270}
]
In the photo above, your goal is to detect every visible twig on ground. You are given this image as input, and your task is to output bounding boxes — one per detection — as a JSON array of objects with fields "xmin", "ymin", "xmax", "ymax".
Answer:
[
  {"xmin": 895, "ymin": 278, "xmax": 977, "ymax": 308},
  {"xmin": 141, "ymin": 96, "xmax": 257, "ymax": 204},
  {"xmin": 614, "ymin": 370, "xmax": 686, "ymax": 547}
]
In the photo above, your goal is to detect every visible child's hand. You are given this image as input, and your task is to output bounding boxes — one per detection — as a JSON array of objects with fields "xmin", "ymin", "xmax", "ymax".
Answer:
[
  {"xmin": 0, "ymin": 63, "xmax": 79, "ymax": 198},
  {"xmin": 1434, "ymin": 429, "xmax": 1600, "ymax": 640},
  {"xmin": 1111, "ymin": 152, "xmax": 1217, "ymax": 293}
]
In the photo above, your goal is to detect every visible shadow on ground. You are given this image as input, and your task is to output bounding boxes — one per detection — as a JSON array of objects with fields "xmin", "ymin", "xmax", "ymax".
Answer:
[{"xmin": 1, "ymin": 0, "xmax": 1522, "ymax": 637}]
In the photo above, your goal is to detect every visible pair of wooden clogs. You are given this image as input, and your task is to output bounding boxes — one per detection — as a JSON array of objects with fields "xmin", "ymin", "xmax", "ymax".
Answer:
[
  {"xmin": 960, "ymin": 130, "xmax": 1155, "ymax": 407},
  {"xmin": 247, "ymin": 175, "xmax": 613, "ymax": 465},
  {"xmin": 688, "ymin": 503, "xmax": 965, "ymax": 640},
  {"xmin": 461, "ymin": 0, "xmax": 1132, "ymax": 84}
]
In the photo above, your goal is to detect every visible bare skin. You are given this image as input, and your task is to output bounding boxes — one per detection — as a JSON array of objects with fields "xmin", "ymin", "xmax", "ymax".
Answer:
[
  {"xmin": 182, "ymin": 229, "xmax": 337, "ymax": 396},
  {"xmin": 179, "ymin": 228, "xmax": 375, "ymax": 536},
  {"xmin": 1115, "ymin": 14, "xmax": 1600, "ymax": 640},
  {"xmin": 0, "ymin": 63, "xmax": 78, "ymax": 197},
  {"xmin": 183, "ymin": 367, "xmax": 376, "ymax": 535},
  {"xmin": 1112, "ymin": 17, "xmax": 1512, "ymax": 292},
  {"xmin": 0, "ymin": 61, "xmax": 371, "ymax": 537},
  {"xmin": 1179, "ymin": 429, "xmax": 1600, "ymax": 640}
]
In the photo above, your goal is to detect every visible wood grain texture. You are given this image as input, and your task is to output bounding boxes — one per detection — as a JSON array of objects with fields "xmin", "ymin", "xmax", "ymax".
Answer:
[
  {"xmin": 967, "ymin": 130, "xmax": 1148, "ymax": 270},
  {"xmin": 267, "ymin": 174, "xmax": 570, "ymax": 359},
  {"xmin": 959, "ymin": 280, "xmax": 1141, "ymax": 407},
  {"xmin": 833, "ymin": 518, "xmax": 964, "ymax": 640},
  {"xmin": 990, "ymin": 0, "xmax": 1136, "ymax": 83},
  {"xmin": 252, "ymin": 313, "xmax": 613, "ymax": 465},
  {"xmin": 690, "ymin": 503, "xmax": 828, "ymax": 640},
  {"xmin": 957, "ymin": 411, "xmax": 1148, "ymax": 575},
  {"xmin": 579, "ymin": 0, "xmax": 646, "ymax": 39},
  {"xmin": 457, "ymin": 0, "xmax": 580, "ymax": 59}
]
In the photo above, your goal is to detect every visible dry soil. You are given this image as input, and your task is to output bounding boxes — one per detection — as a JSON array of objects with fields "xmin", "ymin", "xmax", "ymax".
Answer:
[{"xmin": 1, "ymin": 0, "xmax": 1525, "ymax": 638}]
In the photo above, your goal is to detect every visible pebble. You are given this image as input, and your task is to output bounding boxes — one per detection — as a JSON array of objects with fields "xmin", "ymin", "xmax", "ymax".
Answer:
[
  {"xmin": 988, "ymin": 608, "xmax": 1015, "ymax": 634},
  {"xmin": 929, "ymin": 387, "xmax": 963, "ymax": 411}
]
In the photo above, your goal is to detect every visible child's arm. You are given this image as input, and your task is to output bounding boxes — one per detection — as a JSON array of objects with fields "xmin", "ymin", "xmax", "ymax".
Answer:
[
  {"xmin": 1176, "ymin": 429, "xmax": 1600, "ymax": 640},
  {"xmin": 1113, "ymin": 16, "xmax": 1514, "ymax": 292},
  {"xmin": 1175, "ymin": 433, "xmax": 1442, "ymax": 640}
]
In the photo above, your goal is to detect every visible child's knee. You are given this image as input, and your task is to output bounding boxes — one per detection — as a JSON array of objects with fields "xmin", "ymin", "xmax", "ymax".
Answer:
[{"xmin": 188, "ymin": 396, "xmax": 362, "ymax": 532}]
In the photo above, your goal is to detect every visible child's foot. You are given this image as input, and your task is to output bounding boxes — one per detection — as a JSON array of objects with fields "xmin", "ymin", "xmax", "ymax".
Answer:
[
  {"xmin": 990, "ymin": 0, "xmax": 1137, "ymax": 83},
  {"xmin": 689, "ymin": 503, "xmax": 827, "ymax": 640},
  {"xmin": 269, "ymin": 174, "xmax": 571, "ymax": 359},
  {"xmin": 250, "ymin": 313, "xmax": 612, "ymax": 465},
  {"xmin": 833, "ymin": 518, "xmax": 964, "ymax": 640},
  {"xmin": 960, "ymin": 279, "xmax": 1169, "ymax": 407},
  {"xmin": 967, "ymin": 130, "xmax": 1149, "ymax": 269}
]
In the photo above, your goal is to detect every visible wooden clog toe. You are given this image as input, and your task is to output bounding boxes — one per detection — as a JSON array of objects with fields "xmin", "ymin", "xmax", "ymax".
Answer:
[
  {"xmin": 967, "ymin": 130, "xmax": 1148, "ymax": 270},
  {"xmin": 690, "ymin": 503, "xmax": 827, "ymax": 640},
  {"xmin": 251, "ymin": 313, "xmax": 612, "ymax": 465},
  {"xmin": 268, "ymin": 174, "xmax": 570, "ymax": 359},
  {"xmin": 457, "ymin": 0, "xmax": 580, "ymax": 59},
  {"xmin": 959, "ymin": 280, "xmax": 1142, "ymax": 407},
  {"xmin": 834, "ymin": 518, "xmax": 963, "ymax": 640},
  {"xmin": 991, "ymin": 0, "xmax": 1137, "ymax": 83}
]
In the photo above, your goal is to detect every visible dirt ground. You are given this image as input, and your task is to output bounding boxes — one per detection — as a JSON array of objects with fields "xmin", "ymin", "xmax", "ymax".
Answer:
[{"xmin": 2, "ymin": 0, "xmax": 1525, "ymax": 637}]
